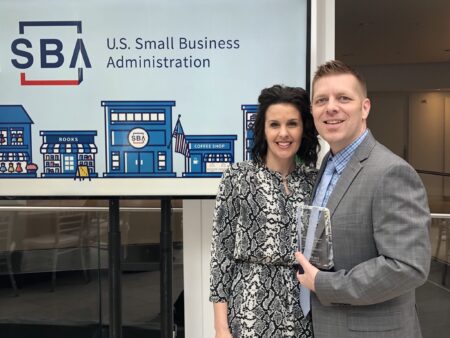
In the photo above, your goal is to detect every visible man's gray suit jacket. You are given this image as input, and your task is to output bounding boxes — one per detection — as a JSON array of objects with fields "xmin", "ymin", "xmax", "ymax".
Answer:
[{"xmin": 311, "ymin": 131, "xmax": 431, "ymax": 338}]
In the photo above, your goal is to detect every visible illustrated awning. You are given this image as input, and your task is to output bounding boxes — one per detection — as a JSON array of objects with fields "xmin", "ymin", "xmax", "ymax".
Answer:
[
  {"xmin": 40, "ymin": 143, "xmax": 98, "ymax": 154},
  {"xmin": 204, "ymin": 153, "xmax": 232, "ymax": 162},
  {"xmin": 0, "ymin": 152, "xmax": 30, "ymax": 161}
]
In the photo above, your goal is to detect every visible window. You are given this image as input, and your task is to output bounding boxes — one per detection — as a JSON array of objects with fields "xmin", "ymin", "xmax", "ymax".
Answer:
[
  {"xmin": 10, "ymin": 128, "xmax": 24, "ymax": 145},
  {"xmin": 64, "ymin": 155, "xmax": 75, "ymax": 171},
  {"xmin": 0, "ymin": 130, "xmax": 7, "ymax": 145},
  {"xmin": 158, "ymin": 152, "xmax": 166, "ymax": 170},
  {"xmin": 111, "ymin": 152, "xmax": 120, "ymax": 170}
]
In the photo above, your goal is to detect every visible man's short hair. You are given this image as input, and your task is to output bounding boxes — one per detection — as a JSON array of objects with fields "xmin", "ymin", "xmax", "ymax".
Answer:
[{"xmin": 312, "ymin": 60, "xmax": 367, "ymax": 97}]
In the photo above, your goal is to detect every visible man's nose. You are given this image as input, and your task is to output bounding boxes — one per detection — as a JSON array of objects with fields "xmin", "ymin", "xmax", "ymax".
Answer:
[{"xmin": 326, "ymin": 98, "xmax": 338, "ymax": 112}]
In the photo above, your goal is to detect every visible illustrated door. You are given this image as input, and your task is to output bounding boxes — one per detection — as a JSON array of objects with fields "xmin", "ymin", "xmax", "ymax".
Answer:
[
  {"xmin": 126, "ymin": 152, "xmax": 139, "ymax": 174},
  {"xmin": 125, "ymin": 151, "xmax": 154, "ymax": 174},
  {"xmin": 190, "ymin": 154, "xmax": 202, "ymax": 173},
  {"xmin": 140, "ymin": 152, "xmax": 154, "ymax": 173},
  {"xmin": 63, "ymin": 155, "xmax": 76, "ymax": 174}
]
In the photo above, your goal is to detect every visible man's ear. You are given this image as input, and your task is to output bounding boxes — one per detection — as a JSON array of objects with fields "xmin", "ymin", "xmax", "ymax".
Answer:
[{"xmin": 362, "ymin": 98, "xmax": 370, "ymax": 120}]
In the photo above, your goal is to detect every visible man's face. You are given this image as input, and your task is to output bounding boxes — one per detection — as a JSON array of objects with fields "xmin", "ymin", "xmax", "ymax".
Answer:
[{"xmin": 312, "ymin": 73, "xmax": 370, "ymax": 154}]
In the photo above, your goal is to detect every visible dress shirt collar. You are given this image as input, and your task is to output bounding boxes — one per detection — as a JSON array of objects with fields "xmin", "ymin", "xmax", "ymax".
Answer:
[{"xmin": 328, "ymin": 129, "xmax": 369, "ymax": 174}]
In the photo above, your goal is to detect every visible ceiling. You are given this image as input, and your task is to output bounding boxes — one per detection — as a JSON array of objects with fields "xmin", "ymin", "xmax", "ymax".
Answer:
[{"xmin": 335, "ymin": 0, "xmax": 450, "ymax": 65}]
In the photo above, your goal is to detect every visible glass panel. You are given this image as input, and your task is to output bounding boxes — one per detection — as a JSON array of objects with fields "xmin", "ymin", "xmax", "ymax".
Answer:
[
  {"xmin": 0, "ymin": 199, "xmax": 185, "ymax": 337},
  {"xmin": 0, "ymin": 200, "xmax": 106, "ymax": 337},
  {"xmin": 120, "ymin": 200, "xmax": 184, "ymax": 335}
]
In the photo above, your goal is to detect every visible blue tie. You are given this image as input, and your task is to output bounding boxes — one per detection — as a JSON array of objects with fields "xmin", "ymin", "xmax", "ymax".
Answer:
[{"xmin": 300, "ymin": 160, "xmax": 335, "ymax": 316}]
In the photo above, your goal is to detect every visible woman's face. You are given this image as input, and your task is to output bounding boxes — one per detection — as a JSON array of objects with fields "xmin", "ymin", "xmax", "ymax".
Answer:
[{"xmin": 264, "ymin": 103, "xmax": 303, "ymax": 168}]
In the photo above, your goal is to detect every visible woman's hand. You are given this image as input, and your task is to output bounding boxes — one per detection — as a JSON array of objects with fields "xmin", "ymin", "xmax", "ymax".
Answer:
[
  {"xmin": 215, "ymin": 328, "xmax": 233, "ymax": 338},
  {"xmin": 213, "ymin": 302, "xmax": 232, "ymax": 338}
]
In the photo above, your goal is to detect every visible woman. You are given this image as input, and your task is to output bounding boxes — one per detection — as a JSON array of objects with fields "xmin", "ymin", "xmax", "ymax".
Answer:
[{"xmin": 210, "ymin": 85, "xmax": 319, "ymax": 337}]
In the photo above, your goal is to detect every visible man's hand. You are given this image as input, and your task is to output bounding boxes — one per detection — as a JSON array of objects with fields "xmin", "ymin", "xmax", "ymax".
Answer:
[{"xmin": 295, "ymin": 251, "xmax": 319, "ymax": 292}]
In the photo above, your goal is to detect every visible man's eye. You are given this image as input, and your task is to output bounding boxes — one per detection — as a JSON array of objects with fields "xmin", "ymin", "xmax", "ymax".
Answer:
[
  {"xmin": 315, "ymin": 98, "xmax": 327, "ymax": 105},
  {"xmin": 339, "ymin": 96, "xmax": 351, "ymax": 102}
]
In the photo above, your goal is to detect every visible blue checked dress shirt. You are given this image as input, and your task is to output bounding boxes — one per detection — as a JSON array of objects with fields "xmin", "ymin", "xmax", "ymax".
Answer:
[{"xmin": 300, "ymin": 129, "xmax": 369, "ymax": 316}]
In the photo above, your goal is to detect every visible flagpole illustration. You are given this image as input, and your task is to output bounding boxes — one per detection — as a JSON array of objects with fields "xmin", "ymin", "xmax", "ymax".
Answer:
[{"xmin": 169, "ymin": 114, "xmax": 190, "ymax": 158}]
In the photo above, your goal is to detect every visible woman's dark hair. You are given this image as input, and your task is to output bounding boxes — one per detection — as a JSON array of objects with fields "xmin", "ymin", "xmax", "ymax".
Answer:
[{"xmin": 251, "ymin": 84, "xmax": 319, "ymax": 167}]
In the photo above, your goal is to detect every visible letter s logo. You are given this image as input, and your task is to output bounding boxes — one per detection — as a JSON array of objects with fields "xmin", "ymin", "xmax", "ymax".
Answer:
[{"xmin": 11, "ymin": 38, "xmax": 33, "ymax": 69}]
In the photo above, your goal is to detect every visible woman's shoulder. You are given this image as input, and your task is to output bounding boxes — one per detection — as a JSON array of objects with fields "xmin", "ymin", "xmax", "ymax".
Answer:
[
  {"xmin": 227, "ymin": 160, "xmax": 259, "ymax": 175},
  {"xmin": 217, "ymin": 161, "xmax": 258, "ymax": 196}
]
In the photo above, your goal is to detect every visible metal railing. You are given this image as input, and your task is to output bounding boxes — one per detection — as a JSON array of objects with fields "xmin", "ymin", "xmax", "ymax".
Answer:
[{"xmin": 0, "ymin": 206, "xmax": 182, "ymax": 212}]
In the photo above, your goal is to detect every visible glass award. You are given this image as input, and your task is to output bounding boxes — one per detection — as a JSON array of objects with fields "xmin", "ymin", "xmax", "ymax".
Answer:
[{"xmin": 296, "ymin": 204, "xmax": 334, "ymax": 270}]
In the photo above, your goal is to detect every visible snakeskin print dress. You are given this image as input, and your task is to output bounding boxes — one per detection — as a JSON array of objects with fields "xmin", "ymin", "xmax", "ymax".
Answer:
[{"xmin": 210, "ymin": 161, "xmax": 316, "ymax": 338}]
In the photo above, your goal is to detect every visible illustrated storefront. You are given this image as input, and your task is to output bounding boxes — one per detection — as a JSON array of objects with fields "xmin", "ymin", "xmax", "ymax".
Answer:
[
  {"xmin": 241, "ymin": 104, "xmax": 258, "ymax": 161},
  {"xmin": 0, "ymin": 105, "xmax": 37, "ymax": 177},
  {"xmin": 40, "ymin": 131, "xmax": 98, "ymax": 178},
  {"xmin": 102, "ymin": 101, "xmax": 176, "ymax": 177},
  {"xmin": 182, "ymin": 135, "xmax": 237, "ymax": 177}
]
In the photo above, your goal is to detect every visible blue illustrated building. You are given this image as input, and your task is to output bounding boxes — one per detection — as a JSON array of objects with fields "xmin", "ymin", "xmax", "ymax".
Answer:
[
  {"xmin": 242, "ymin": 104, "xmax": 258, "ymax": 161},
  {"xmin": 182, "ymin": 135, "xmax": 237, "ymax": 177},
  {"xmin": 0, "ymin": 105, "xmax": 37, "ymax": 178},
  {"xmin": 102, "ymin": 101, "xmax": 176, "ymax": 177},
  {"xmin": 40, "ymin": 131, "xmax": 98, "ymax": 178}
]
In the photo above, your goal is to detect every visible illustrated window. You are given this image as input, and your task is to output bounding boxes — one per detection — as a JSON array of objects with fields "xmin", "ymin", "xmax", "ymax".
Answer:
[
  {"xmin": 111, "ymin": 152, "xmax": 120, "ymax": 170},
  {"xmin": 0, "ymin": 130, "xmax": 7, "ymax": 145},
  {"xmin": 10, "ymin": 128, "xmax": 24, "ymax": 145},
  {"xmin": 158, "ymin": 152, "xmax": 166, "ymax": 170}
]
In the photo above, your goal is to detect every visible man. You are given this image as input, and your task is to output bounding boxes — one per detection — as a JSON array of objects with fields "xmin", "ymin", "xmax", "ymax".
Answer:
[{"xmin": 295, "ymin": 60, "xmax": 431, "ymax": 338}]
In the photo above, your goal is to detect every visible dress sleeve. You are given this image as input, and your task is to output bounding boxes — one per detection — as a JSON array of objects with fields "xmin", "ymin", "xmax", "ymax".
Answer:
[{"xmin": 209, "ymin": 166, "xmax": 240, "ymax": 302}]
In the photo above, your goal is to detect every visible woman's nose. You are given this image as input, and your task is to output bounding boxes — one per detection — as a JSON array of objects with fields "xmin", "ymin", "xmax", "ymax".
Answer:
[{"xmin": 279, "ymin": 125, "xmax": 288, "ymax": 136}]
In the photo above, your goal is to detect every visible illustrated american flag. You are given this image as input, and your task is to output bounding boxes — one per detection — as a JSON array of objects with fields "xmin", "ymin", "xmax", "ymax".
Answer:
[{"xmin": 172, "ymin": 117, "xmax": 190, "ymax": 157}]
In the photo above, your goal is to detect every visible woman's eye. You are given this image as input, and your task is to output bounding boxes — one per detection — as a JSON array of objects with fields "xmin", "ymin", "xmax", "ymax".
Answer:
[{"xmin": 270, "ymin": 122, "xmax": 279, "ymax": 128}]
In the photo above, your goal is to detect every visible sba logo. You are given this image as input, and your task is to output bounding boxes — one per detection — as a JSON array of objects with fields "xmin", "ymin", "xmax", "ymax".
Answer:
[
  {"xmin": 11, "ymin": 21, "xmax": 91, "ymax": 86},
  {"xmin": 128, "ymin": 128, "xmax": 149, "ymax": 149}
]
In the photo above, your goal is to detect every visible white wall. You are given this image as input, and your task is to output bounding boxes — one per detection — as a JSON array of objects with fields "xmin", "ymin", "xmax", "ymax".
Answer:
[
  {"xmin": 311, "ymin": 0, "xmax": 335, "ymax": 163},
  {"xmin": 368, "ymin": 92, "xmax": 408, "ymax": 158},
  {"xmin": 357, "ymin": 60, "xmax": 450, "ymax": 209},
  {"xmin": 409, "ymin": 92, "xmax": 446, "ymax": 200},
  {"xmin": 368, "ymin": 90, "xmax": 450, "ymax": 209}
]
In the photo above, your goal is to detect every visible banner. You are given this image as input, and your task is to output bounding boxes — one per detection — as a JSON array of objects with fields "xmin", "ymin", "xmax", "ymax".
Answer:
[{"xmin": 0, "ymin": 0, "xmax": 309, "ymax": 196}]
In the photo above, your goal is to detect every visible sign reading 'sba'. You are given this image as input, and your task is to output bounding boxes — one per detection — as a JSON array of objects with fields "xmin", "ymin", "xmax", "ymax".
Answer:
[
  {"xmin": 11, "ymin": 21, "xmax": 91, "ymax": 86},
  {"xmin": 0, "ymin": 0, "xmax": 308, "ymax": 197}
]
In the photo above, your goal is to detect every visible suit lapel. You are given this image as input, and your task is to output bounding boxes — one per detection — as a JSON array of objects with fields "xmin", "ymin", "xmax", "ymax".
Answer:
[
  {"xmin": 326, "ymin": 160, "xmax": 363, "ymax": 217},
  {"xmin": 326, "ymin": 131, "xmax": 377, "ymax": 217},
  {"xmin": 309, "ymin": 132, "xmax": 377, "ymax": 240}
]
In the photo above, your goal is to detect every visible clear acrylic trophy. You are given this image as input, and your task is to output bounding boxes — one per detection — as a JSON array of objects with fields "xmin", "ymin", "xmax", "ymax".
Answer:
[{"xmin": 296, "ymin": 204, "xmax": 334, "ymax": 270}]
